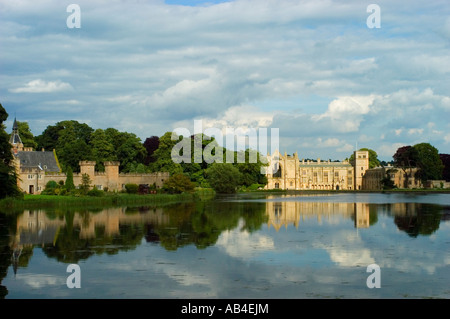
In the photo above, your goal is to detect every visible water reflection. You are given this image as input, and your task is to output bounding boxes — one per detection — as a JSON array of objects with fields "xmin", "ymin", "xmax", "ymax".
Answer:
[{"xmin": 1, "ymin": 193, "xmax": 449, "ymax": 298}]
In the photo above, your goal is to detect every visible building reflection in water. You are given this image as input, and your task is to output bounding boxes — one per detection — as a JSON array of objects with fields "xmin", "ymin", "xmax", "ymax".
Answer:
[
  {"xmin": 266, "ymin": 200, "xmax": 371, "ymax": 231},
  {"xmin": 9, "ymin": 207, "xmax": 169, "ymax": 258}
]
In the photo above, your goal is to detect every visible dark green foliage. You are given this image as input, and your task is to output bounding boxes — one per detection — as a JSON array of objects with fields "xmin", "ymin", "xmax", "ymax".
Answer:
[
  {"xmin": 87, "ymin": 186, "xmax": 104, "ymax": 197},
  {"xmin": 41, "ymin": 180, "xmax": 59, "ymax": 195},
  {"xmin": 206, "ymin": 163, "xmax": 242, "ymax": 194},
  {"xmin": 79, "ymin": 173, "xmax": 91, "ymax": 195},
  {"xmin": 440, "ymin": 154, "xmax": 450, "ymax": 182},
  {"xmin": 65, "ymin": 166, "xmax": 75, "ymax": 191},
  {"xmin": 0, "ymin": 104, "xmax": 21, "ymax": 199},
  {"xmin": 381, "ymin": 176, "xmax": 396, "ymax": 190},
  {"xmin": 17, "ymin": 121, "xmax": 37, "ymax": 149},
  {"xmin": 413, "ymin": 143, "xmax": 444, "ymax": 182},
  {"xmin": 125, "ymin": 183, "xmax": 139, "ymax": 194},
  {"xmin": 143, "ymin": 136, "xmax": 159, "ymax": 165},
  {"xmin": 162, "ymin": 173, "xmax": 195, "ymax": 194}
]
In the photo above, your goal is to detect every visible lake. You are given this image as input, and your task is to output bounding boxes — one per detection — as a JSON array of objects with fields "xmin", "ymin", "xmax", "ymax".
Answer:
[{"xmin": 1, "ymin": 192, "xmax": 449, "ymax": 299}]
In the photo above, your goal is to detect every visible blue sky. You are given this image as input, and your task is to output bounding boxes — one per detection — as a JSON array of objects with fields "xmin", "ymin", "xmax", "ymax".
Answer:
[{"xmin": 1, "ymin": 0, "xmax": 449, "ymax": 161}]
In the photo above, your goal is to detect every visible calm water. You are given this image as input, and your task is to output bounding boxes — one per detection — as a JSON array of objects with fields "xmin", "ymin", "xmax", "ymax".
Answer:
[{"xmin": 1, "ymin": 192, "xmax": 449, "ymax": 299}]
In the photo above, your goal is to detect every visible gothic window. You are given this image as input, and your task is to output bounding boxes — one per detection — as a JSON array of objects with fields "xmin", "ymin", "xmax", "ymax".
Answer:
[{"xmin": 273, "ymin": 164, "xmax": 282, "ymax": 178}]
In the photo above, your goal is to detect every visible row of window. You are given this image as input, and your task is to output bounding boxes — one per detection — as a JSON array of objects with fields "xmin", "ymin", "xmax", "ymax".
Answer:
[
  {"xmin": 284, "ymin": 177, "xmax": 354, "ymax": 187},
  {"xmin": 27, "ymin": 174, "xmax": 43, "ymax": 180}
]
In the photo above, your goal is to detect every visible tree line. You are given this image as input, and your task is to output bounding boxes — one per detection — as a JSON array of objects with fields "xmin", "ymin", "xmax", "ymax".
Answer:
[
  {"xmin": 1, "ymin": 110, "xmax": 268, "ymax": 196},
  {"xmin": 1, "ymin": 101, "xmax": 449, "ymax": 198}
]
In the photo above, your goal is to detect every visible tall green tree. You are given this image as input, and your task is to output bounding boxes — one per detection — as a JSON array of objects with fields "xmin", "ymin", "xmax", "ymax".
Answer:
[
  {"xmin": 0, "ymin": 104, "xmax": 21, "ymax": 198},
  {"xmin": 65, "ymin": 166, "xmax": 75, "ymax": 191},
  {"xmin": 440, "ymin": 154, "xmax": 450, "ymax": 182},
  {"xmin": 143, "ymin": 136, "xmax": 159, "ymax": 165},
  {"xmin": 393, "ymin": 145, "xmax": 418, "ymax": 188},
  {"xmin": 36, "ymin": 120, "xmax": 94, "ymax": 171},
  {"xmin": 235, "ymin": 149, "xmax": 268, "ymax": 187},
  {"xmin": 104, "ymin": 128, "xmax": 146, "ymax": 172},
  {"xmin": 56, "ymin": 123, "xmax": 92, "ymax": 172},
  {"xmin": 17, "ymin": 121, "xmax": 37, "ymax": 149},
  {"xmin": 90, "ymin": 128, "xmax": 116, "ymax": 171},
  {"xmin": 149, "ymin": 131, "xmax": 183, "ymax": 175},
  {"xmin": 413, "ymin": 143, "xmax": 444, "ymax": 182}
]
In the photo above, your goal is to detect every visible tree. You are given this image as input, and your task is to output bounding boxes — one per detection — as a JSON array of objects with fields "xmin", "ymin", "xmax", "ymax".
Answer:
[
  {"xmin": 65, "ymin": 166, "xmax": 75, "ymax": 191},
  {"xmin": 349, "ymin": 148, "xmax": 380, "ymax": 169},
  {"xmin": 149, "ymin": 132, "xmax": 183, "ymax": 175},
  {"xmin": 90, "ymin": 129, "xmax": 116, "ymax": 171},
  {"xmin": 206, "ymin": 163, "xmax": 242, "ymax": 194},
  {"xmin": 36, "ymin": 120, "xmax": 94, "ymax": 171},
  {"xmin": 393, "ymin": 145, "xmax": 418, "ymax": 188},
  {"xmin": 105, "ymin": 128, "xmax": 146, "ymax": 172},
  {"xmin": 143, "ymin": 136, "xmax": 160, "ymax": 165},
  {"xmin": 439, "ymin": 154, "xmax": 450, "ymax": 182},
  {"xmin": 17, "ymin": 121, "xmax": 37, "ymax": 149},
  {"xmin": 162, "ymin": 173, "xmax": 195, "ymax": 194},
  {"xmin": 79, "ymin": 173, "xmax": 91, "ymax": 195},
  {"xmin": 0, "ymin": 104, "xmax": 21, "ymax": 199},
  {"xmin": 380, "ymin": 169, "xmax": 397, "ymax": 190},
  {"xmin": 235, "ymin": 149, "xmax": 268, "ymax": 187},
  {"xmin": 413, "ymin": 143, "xmax": 444, "ymax": 182}
]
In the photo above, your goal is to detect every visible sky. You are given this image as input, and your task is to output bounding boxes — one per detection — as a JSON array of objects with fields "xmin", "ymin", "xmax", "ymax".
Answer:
[{"xmin": 1, "ymin": 0, "xmax": 449, "ymax": 161}]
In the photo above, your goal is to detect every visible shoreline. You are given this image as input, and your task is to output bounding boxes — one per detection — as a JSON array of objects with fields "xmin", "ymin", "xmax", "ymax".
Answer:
[
  {"xmin": 1, "ymin": 188, "xmax": 449, "ymax": 212},
  {"xmin": 0, "ymin": 191, "xmax": 214, "ymax": 213}
]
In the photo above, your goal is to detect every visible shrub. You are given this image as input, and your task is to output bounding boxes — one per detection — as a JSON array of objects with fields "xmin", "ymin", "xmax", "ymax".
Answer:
[
  {"xmin": 125, "ymin": 183, "xmax": 139, "ymax": 194},
  {"xmin": 41, "ymin": 180, "xmax": 59, "ymax": 195},
  {"xmin": 206, "ymin": 163, "xmax": 242, "ymax": 194},
  {"xmin": 162, "ymin": 173, "xmax": 195, "ymax": 194},
  {"xmin": 87, "ymin": 186, "xmax": 104, "ymax": 197}
]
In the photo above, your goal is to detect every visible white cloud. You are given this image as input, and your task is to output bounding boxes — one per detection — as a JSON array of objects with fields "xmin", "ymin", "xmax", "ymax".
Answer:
[
  {"xmin": 217, "ymin": 219, "xmax": 275, "ymax": 259},
  {"xmin": 1, "ymin": 0, "xmax": 449, "ymax": 160},
  {"xmin": 17, "ymin": 273, "xmax": 63, "ymax": 289},
  {"xmin": 408, "ymin": 128, "xmax": 424, "ymax": 135},
  {"xmin": 9, "ymin": 79, "xmax": 73, "ymax": 93}
]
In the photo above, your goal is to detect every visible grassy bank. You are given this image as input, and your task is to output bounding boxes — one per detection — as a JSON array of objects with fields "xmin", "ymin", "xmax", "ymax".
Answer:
[{"xmin": 0, "ymin": 188, "xmax": 215, "ymax": 213}]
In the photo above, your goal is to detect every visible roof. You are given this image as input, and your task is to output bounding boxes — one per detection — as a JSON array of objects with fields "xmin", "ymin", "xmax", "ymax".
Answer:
[
  {"xmin": 15, "ymin": 151, "xmax": 60, "ymax": 172},
  {"xmin": 9, "ymin": 132, "xmax": 22, "ymax": 144},
  {"xmin": 12, "ymin": 117, "xmax": 19, "ymax": 130},
  {"xmin": 299, "ymin": 162, "xmax": 353, "ymax": 168},
  {"xmin": 9, "ymin": 117, "xmax": 23, "ymax": 144}
]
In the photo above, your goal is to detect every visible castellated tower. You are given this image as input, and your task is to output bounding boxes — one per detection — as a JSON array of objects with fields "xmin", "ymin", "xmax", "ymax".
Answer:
[
  {"xmin": 353, "ymin": 150, "xmax": 369, "ymax": 190},
  {"xmin": 79, "ymin": 161, "xmax": 96, "ymax": 180},
  {"xmin": 104, "ymin": 161, "xmax": 120, "ymax": 190}
]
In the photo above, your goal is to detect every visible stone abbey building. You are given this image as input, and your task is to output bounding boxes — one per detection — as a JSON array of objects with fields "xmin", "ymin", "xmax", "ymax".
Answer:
[
  {"xmin": 9, "ymin": 118, "xmax": 169, "ymax": 194},
  {"xmin": 265, "ymin": 149, "xmax": 370, "ymax": 190}
]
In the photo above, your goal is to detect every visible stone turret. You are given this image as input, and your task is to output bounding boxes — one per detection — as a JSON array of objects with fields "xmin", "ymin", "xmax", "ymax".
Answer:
[
  {"xmin": 79, "ymin": 161, "xmax": 96, "ymax": 180},
  {"xmin": 9, "ymin": 117, "xmax": 24, "ymax": 154},
  {"xmin": 104, "ymin": 161, "xmax": 120, "ymax": 190}
]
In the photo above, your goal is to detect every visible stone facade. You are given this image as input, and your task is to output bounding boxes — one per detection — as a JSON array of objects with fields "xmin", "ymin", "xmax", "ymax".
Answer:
[
  {"xmin": 9, "ymin": 120, "xmax": 169, "ymax": 194},
  {"xmin": 362, "ymin": 166, "xmax": 423, "ymax": 190},
  {"xmin": 265, "ymin": 150, "xmax": 369, "ymax": 190},
  {"xmin": 15, "ymin": 158, "xmax": 169, "ymax": 194}
]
